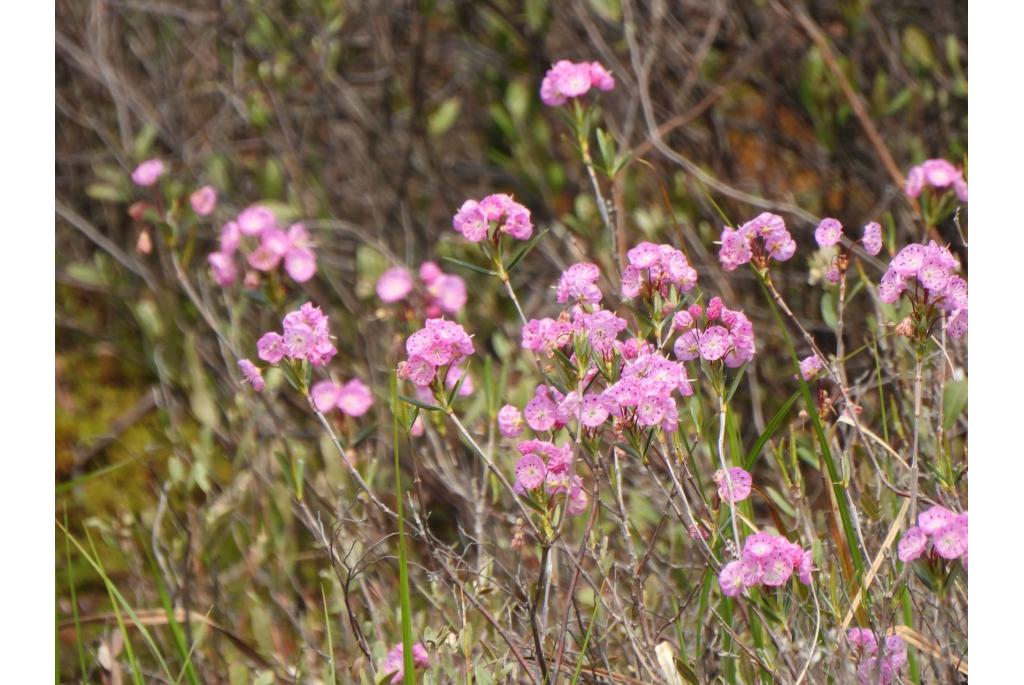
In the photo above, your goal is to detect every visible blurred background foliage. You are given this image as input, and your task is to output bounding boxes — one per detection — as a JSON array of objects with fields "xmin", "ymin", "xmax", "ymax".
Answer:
[{"xmin": 56, "ymin": 0, "xmax": 966, "ymax": 682}]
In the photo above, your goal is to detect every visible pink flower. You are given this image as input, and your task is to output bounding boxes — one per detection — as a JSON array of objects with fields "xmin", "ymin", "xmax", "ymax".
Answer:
[
  {"xmin": 208, "ymin": 252, "xmax": 237, "ymax": 286},
  {"xmin": 589, "ymin": 62, "xmax": 615, "ymax": 90},
  {"xmin": 498, "ymin": 404, "xmax": 525, "ymax": 438},
  {"xmin": 814, "ymin": 218, "xmax": 843, "ymax": 248},
  {"xmin": 443, "ymin": 365, "xmax": 474, "ymax": 397},
  {"xmin": 311, "ymin": 380, "xmax": 344, "ymax": 412},
  {"xmin": 257, "ymin": 332, "xmax": 286, "ymax": 364},
  {"xmin": 718, "ymin": 561, "xmax": 746, "ymax": 597},
  {"xmin": 718, "ymin": 227, "xmax": 753, "ymax": 271},
  {"xmin": 904, "ymin": 165, "xmax": 925, "ymax": 198},
  {"xmin": 377, "ymin": 267, "xmax": 414, "ymax": 303},
  {"xmin": 673, "ymin": 329, "xmax": 699, "ymax": 361},
  {"xmin": 918, "ymin": 505, "xmax": 956, "ymax": 535},
  {"xmin": 219, "ymin": 221, "xmax": 241, "ymax": 254},
  {"xmin": 932, "ymin": 520, "xmax": 968, "ymax": 560},
  {"xmin": 579, "ymin": 393, "xmax": 609, "ymax": 428},
  {"xmin": 337, "ymin": 379, "xmax": 374, "ymax": 416},
  {"xmin": 622, "ymin": 242, "xmax": 698, "ymax": 299},
  {"xmin": 540, "ymin": 60, "xmax": 594, "ymax": 106},
  {"xmin": 237, "ymin": 204, "xmax": 277, "ymax": 236},
  {"xmin": 190, "ymin": 185, "xmax": 217, "ymax": 216},
  {"xmin": 238, "ymin": 359, "xmax": 264, "ymax": 392},
  {"xmin": 798, "ymin": 354, "xmax": 824, "ymax": 380},
  {"xmin": 419, "ymin": 261, "xmax": 442, "ymax": 284},
  {"xmin": 743, "ymin": 533, "xmax": 777, "ymax": 562},
  {"xmin": 515, "ymin": 454, "xmax": 546, "ymax": 491},
  {"xmin": 797, "ymin": 550, "xmax": 814, "ymax": 585},
  {"xmin": 846, "ymin": 628, "xmax": 878, "ymax": 655},
  {"xmin": 556, "ymin": 262, "xmax": 603, "ymax": 305},
  {"xmin": 452, "ymin": 200, "xmax": 488, "ymax": 242},
  {"xmin": 697, "ymin": 325, "xmax": 730, "ymax": 361},
  {"xmin": 524, "ymin": 385, "xmax": 559, "ymax": 432},
  {"xmin": 428, "ymin": 274, "xmax": 467, "ymax": 314},
  {"xmin": 714, "ymin": 467, "xmax": 752, "ymax": 503},
  {"xmin": 897, "ymin": 526, "xmax": 928, "ymax": 562},
  {"xmin": 719, "ymin": 213, "xmax": 796, "ymax": 271},
  {"xmin": 284, "ymin": 248, "xmax": 317, "ymax": 282},
  {"xmin": 131, "ymin": 158, "xmax": 165, "ymax": 186},
  {"xmin": 861, "ymin": 221, "xmax": 882, "ymax": 256},
  {"xmin": 380, "ymin": 643, "xmax": 430, "ymax": 684},
  {"xmin": 398, "ymin": 319, "xmax": 474, "ymax": 388},
  {"xmin": 247, "ymin": 244, "xmax": 282, "ymax": 272},
  {"xmin": 904, "ymin": 158, "xmax": 967, "ymax": 202}
]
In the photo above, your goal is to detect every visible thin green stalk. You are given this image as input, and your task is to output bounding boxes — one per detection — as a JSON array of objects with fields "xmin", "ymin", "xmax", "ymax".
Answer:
[
  {"xmin": 391, "ymin": 378, "xmax": 417, "ymax": 685},
  {"xmin": 62, "ymin": 510, "xmax": 89, "ymax": 682},
  {"xmin": 322, "ymin": 585, "xmax": 337, "ymax": 685}
]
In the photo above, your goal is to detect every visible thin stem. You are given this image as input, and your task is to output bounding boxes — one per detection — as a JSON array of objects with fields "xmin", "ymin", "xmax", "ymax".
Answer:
[
  {"xmin": 908, "ymin": 354, "xmax": 925, "ymax": 523},
  {"xmin": 309, "ymin": 397, "xmax": 397, "ymax": 519},
  {"xmin": 716, "ymin": 394, "xmax": 742, "ymax": 552},
  {"xmin": 578, "ymin": 131, "xmax": 621, "ymax": 279},
  {"xmin": 793, "ymin": 582, "xmax": 822, "ymax": 685}
]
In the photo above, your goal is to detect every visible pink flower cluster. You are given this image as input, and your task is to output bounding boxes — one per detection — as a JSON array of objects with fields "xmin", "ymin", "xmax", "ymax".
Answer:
[
  {"xmin": 376, "ymin": 261, "xmax": 467, "ymax": 316},
  {"xmin": 898, "ymin": 505, "xmax": 968, "ymax": 566},
  {"xmin": 673, "ymin": 297, "xmax": 756, "ymax": 368},
  {"xmin": 131, "ymin": 158, "xmax": 165, "ymax": 186},
  {"xmin": 512, "ymin": 440, "xmax": 588, "ymax": 516},
  {"xmin": 539, "ymin": 60, "xmax": 614, "ymax": 106},
  {"xmin": 718, "ymin": 532, "xmax": 814, "ymax": 597},
  {"xmin": 846, "ymin": 630, "xmax": 908, "ymax": 685},
  {"xmin": 396, "ymin": 319, "xmax": 475, "ymax": 388},
  {"xmin": 256, "ymin": 302, "xmax": 338, "ymax": 368},
  {"xmin": 598, "ymin": 345, "xmax": 693, "ymax": 432},
  {"xmin": 521, "ymin": 306, "xmax": 628, "ymax": 360},
  {"xmin": 621, "ymin": 242, "xmax": 698, "ymax": 299},
  {"xmin": 208, "ymin": 204, "xmax": 317, "ymax": 286},
  {"xmin": 905, "ymin": 158, "xmax": 967, "ymax": 202},
  {"xmin": 718, "ymin": 212, "xmax": 796, "ymax": 272},
  {"xmin": 452, "ymin": 193, "xmax": 533, "ymax": 243},
  {"xmin": 814, "ymin": 218, "xmax": 882, "ymax": 276},
  {"xmin": 521, "ymin": 315, "xmax": 574, "ymax": 356},
  {"xmin": 506, "ymin": 343, "xmax": 693, "ymax": 438},
  {"xmin": 878, "ymin": 241, "xmax": 968, "ymax": 338},
  {"xmin": 380, "ymin": 642, "xmax": 430, "ymax": 684},
  {"xmin": 713, "ymin": 467, "xmax": 752, "ymax": 503},
  {"xmin": 311, "ymin": 378, "xmax": 373, "ymax": 417}
]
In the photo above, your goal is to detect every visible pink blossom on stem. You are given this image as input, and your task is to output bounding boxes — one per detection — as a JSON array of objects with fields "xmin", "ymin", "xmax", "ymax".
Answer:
[
  {"xmin": 131, "ymin": 158, "xmax": 165, "ymax": 186},
  {"xmin": 190, "ymin": 185, "xmax": 217, "ymax": 216},
  {"xmin": 238, "ymin": 359, "xmax": 265, "ymax": 392},
  {"xmin": 377, "ymin": 266, "xmax": 414, "ymax": 303}
]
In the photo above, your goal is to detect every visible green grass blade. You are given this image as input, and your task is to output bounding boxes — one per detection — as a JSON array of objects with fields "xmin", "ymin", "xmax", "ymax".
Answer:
[
  {"xmin": 390, "ymin": 377, "xmax": 417, "ymax": 685},
  {"xmin": 743, "ymin": 390, "xmax": 800, "ymax": 470}
]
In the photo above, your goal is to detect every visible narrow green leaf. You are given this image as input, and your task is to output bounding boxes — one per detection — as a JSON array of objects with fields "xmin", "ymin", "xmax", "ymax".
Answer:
[
  {"xmin": 942, "ymin": 379, "xmax": 968, "ymax": 431},
  {"xmin": 441, "ymin": 256, "xmax": 498, "ymax": 277}
]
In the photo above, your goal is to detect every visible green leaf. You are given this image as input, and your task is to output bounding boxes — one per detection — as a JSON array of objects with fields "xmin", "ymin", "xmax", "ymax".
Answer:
[
  {"xmin": 942, "ymin": 379, "xmax": 968, "ymax": 431},
  {"xmin": 820, "ymin": 289, "xmax": 838, "ymax": 331},
  {"xmin": 428, "ymin": 97, "xmax": 461, "ymax": 137},
  {"xmin": 399, "ymin": 394, "xmax": 441, "ymax": 412},
  {"xmin": 441, "ymin": 256, "xmax": 498, "ymax": 277},
  {"xmin": 133, "ymin": 123, "xmax": 159, "ymax": 159},
  {"xmin": 744, "ymin": 390, "xmax": 800, "ymax": 470},
  {"xmin": 86, "ymin": 183, "xmax": 128, "ymax": 203}
]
